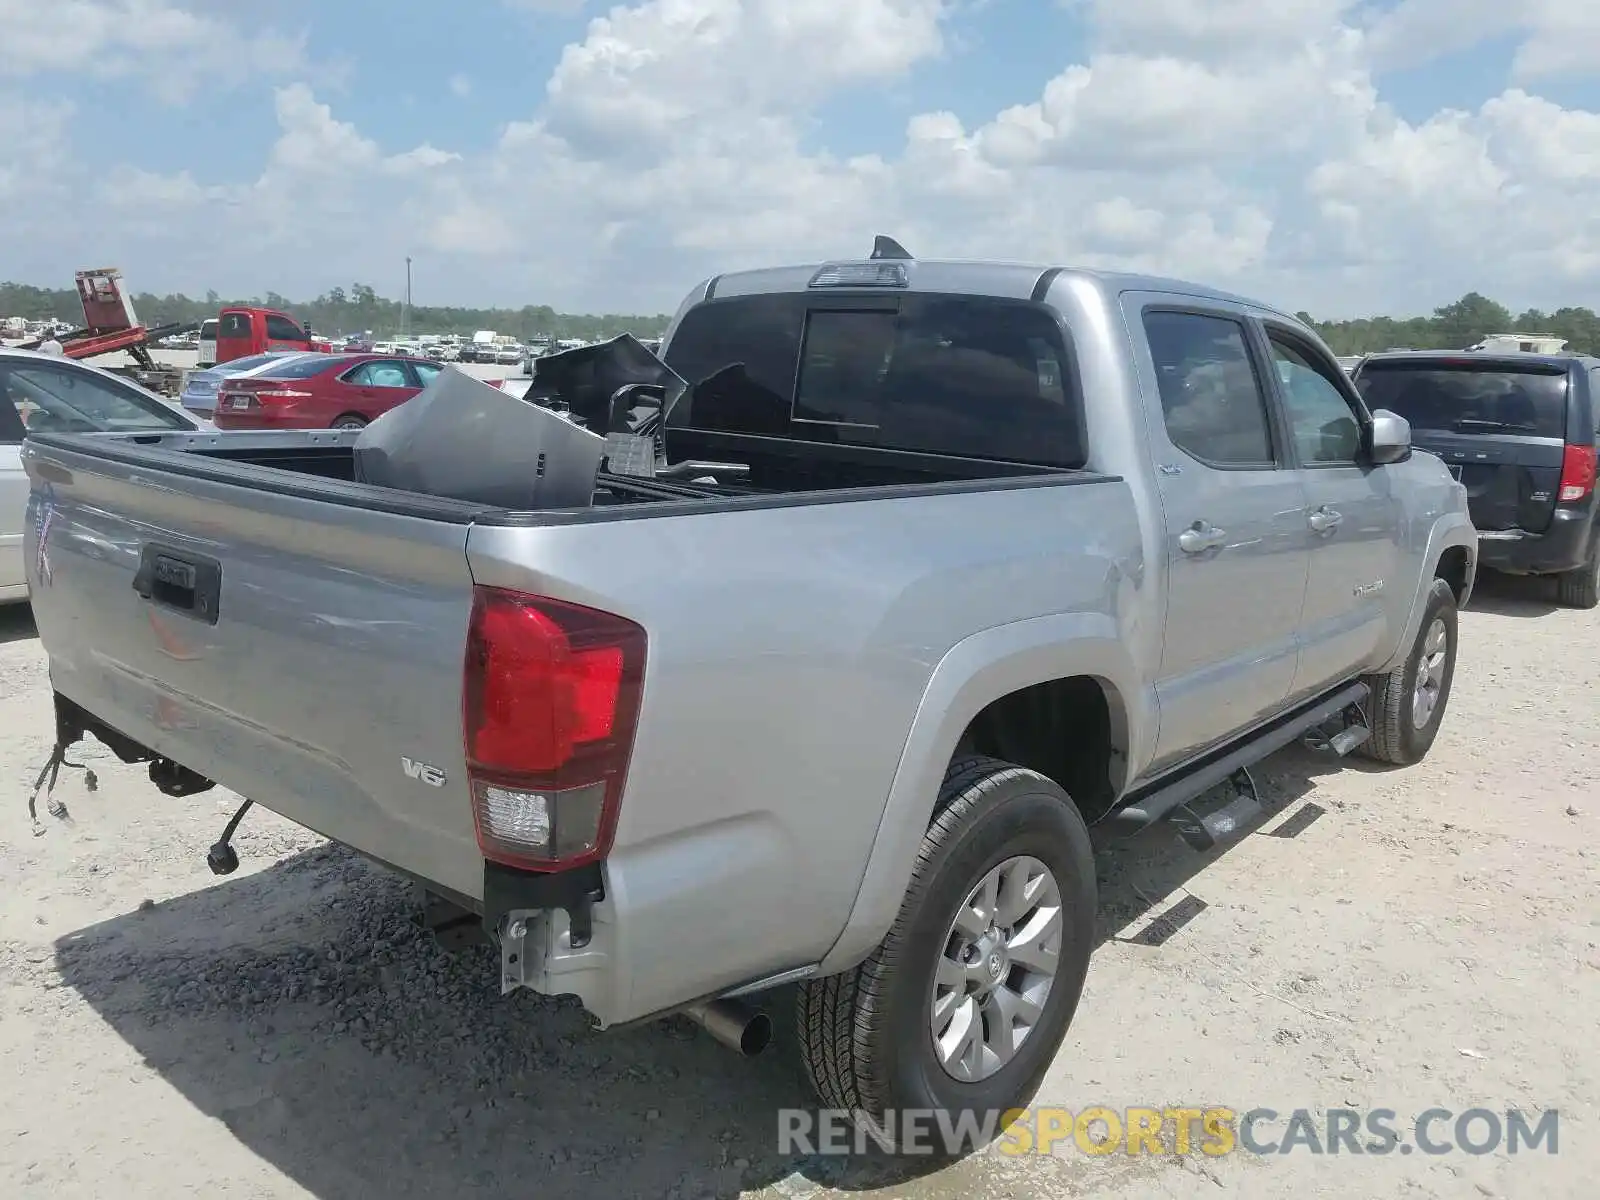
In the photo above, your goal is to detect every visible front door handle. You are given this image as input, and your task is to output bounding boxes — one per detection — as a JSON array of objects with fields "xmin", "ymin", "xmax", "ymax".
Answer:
[
  {"xmin": 1178, "ymin": 520, "xmax": 1227, "ymax": 554},
  {"xmin": 1308, "ymin": 506, "xmax": 1343, "ymax": 534}
]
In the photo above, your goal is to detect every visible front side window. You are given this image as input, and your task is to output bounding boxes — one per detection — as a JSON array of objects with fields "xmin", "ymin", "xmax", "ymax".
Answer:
[
  {"xmin": 1267, "ymin": 334, "xmax": 1363, "ymax": 464},
  {"xmin": 1143, "ymin": 310, "xmax": 1275, "ymax": 468},
  {"xmin": 2, "ymin": 363, "xmax": 190, "ymax": 434}
]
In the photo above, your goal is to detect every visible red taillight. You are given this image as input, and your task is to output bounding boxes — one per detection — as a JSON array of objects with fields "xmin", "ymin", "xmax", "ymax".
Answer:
[
  {"xmin": 255, "ymin": 388, "xmax": 313, "ymax": 401},
  {"xmin": 1559, "ymin": 444, "xmax": 1596, "ymax": 503},
  {"xmin": 462, "ymin": 587, "xmax": 645, "ymax": 871}
]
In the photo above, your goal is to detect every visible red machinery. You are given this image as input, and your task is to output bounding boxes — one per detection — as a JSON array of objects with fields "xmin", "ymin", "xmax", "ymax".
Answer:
[{"xmin": 22, "ymin": 269, "xmax": 199, "ymax": 394}]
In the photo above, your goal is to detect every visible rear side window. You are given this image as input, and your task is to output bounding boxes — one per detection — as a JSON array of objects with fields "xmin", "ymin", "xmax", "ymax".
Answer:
[
  {"xmin": 218, "ymin": 313, "xmax": 251, "ymax": 339},
  {"xmin": 1143, "ymin": 310, "xmax": 1275, "ymax": 467},
  {"xmin": 265, "ymin": 314, "xmax": 304, "ymax": 341},
  {"xmin": 665, "ymin": 292, "xmax": 1082, "ymax": 467},
  {"xmin": 1355, "ymin": 363, "xmax": 1569, "ymax": 438},
  {"xmin": 344, "ymin": 359, "xmax": 411, "ymax": 388}
]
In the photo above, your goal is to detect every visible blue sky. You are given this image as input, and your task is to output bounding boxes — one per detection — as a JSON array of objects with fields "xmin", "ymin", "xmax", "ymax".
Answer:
[{"xmin": 4, "ymin": 0, "xmax": 1600, "ymax": 317}]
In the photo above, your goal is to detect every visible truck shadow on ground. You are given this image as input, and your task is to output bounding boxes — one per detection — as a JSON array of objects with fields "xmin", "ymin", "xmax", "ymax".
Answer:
[
  {"xmin": 0, "ymin": 603, "xmax": 37, "ymax": 645},
  {"xmin": 1463, "ymin": 570, "xmax": 1563, "ymax": 618},
  {"xmin": 51, "ymin": 743, "xmax": 1371, "ymax": 1199}
]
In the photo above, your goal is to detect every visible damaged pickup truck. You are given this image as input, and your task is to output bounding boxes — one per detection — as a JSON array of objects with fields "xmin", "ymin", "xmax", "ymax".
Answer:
[{"xmin": 23, "ymin": 242, "xmax": 1475, "ymax": 1149}]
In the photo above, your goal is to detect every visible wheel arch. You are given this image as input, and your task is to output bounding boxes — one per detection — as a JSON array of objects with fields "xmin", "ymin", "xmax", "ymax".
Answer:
[
  {"xmin": 815, "ymin": 613, "xmax": 1144, "ymax": 975},
  {"xmin": 1377, "ymin": 514, "xmax": 1476, "ymax": 676}
]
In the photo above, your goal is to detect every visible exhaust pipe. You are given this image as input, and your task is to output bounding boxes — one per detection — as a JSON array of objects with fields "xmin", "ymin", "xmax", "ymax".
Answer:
[{"xmin": 685, "ymin": 998, "xmax": 772, "ymax": 1057}]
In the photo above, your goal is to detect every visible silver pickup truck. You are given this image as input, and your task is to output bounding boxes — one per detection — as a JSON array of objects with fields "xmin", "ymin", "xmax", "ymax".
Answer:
[{"xmin": 23, "ymin": 250, "xmax": 1476, "ymax": 1149}]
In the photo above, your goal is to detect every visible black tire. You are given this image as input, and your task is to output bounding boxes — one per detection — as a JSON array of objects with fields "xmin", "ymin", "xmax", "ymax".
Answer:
[
  {"xmin": 331, "ymin": 414, "xmax": 368, "ymax": 430},
  {"xmin": 795, "ymin": 755, "xmax": 1096, "ymax": 1155},
  {"xmin": 1358, "ymin": 577, "xmax": 1458, "ymax": 766},
  {"xmin": 1556, "ymin": 538, "xmax": 1599, "ymax": 609}
]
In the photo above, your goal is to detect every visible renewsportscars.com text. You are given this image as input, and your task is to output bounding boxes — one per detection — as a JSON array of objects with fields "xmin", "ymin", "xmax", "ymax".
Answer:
[{"xmin": 777, "ymin": 1106, "xmax": 1561, "ymax": 1158}]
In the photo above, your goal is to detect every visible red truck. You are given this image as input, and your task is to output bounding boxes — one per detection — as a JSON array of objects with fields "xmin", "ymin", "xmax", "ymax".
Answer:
[{"xmin": 215, "ymin": 306, "xmax": 333, "ymax": 365}]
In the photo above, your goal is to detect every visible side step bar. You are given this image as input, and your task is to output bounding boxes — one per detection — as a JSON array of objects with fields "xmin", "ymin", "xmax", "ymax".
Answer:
[{"xmin": 1107, "ymin": 680, "xmax": 1370, "ymax": 845}]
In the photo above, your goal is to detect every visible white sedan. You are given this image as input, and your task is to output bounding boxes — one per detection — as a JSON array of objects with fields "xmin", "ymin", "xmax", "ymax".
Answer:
[{"xmin": 2, "ymin": 349, "xmax": 206, "ymax": 603}]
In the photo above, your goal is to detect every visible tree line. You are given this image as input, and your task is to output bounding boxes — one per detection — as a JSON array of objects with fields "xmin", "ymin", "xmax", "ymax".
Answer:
[
  {"xmin": 1301, "ymin": 292, "xmax": 1600, "ymax": 356},
  {"xmin": 5, "ymin": 279, "xmax": 1598, "ymax": 355},
  {"xmin": 0, "ymin": 280, "xmax": 671, "ymax": 343}
]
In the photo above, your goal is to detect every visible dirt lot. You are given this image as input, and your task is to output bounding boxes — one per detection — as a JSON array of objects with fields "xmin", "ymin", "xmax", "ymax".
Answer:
[{"xmin": 1, "ymin": 577, "xmax": 1596, "ymax": 1199}]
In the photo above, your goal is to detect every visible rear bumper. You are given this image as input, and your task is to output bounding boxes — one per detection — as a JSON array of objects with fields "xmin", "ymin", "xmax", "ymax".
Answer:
[{"xmin": 1477, "ymin": 505, "xmax": 1596, "ymax": 575}]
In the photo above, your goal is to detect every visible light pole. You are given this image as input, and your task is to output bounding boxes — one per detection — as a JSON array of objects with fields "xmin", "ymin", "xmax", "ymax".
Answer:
[{"xmin": 402, "ymin": 256, "xmax": 412, "ymax": 337}]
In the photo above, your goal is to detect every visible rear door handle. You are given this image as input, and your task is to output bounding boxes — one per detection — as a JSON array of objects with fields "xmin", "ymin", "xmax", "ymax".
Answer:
[
  {"xmin": 1178, "ymin": 521, "xmax": 1227, "ymax": 554},
  {"xmin": 1308, "ymin": 506, "xmax": 1343, "ymax": 534}
]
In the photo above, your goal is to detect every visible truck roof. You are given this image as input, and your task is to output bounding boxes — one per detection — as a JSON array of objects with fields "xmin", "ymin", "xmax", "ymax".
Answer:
[{"xmin": 700, "ymin": 257, "xmax": 1290, "ymax": 319}]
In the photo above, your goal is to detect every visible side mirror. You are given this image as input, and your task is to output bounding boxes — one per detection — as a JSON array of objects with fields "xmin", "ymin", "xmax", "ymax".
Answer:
[{"xmin": 1368, "ymin": 408, "xmax": 1411, "ymax": 464}]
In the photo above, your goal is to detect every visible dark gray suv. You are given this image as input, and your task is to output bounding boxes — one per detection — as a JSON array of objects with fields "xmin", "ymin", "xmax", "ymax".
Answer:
[{"xmin": 1353, "ymin": 350, "xmax": 1600, "ymax": 607}]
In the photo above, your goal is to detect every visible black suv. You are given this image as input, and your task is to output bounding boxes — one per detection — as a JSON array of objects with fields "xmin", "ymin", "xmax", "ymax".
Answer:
[{"xmin": 1352, "ymin": 351, "xmax": 1600, "ymax": 608}]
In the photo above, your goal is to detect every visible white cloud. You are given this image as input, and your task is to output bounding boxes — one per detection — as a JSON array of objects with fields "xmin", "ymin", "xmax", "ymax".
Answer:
[
  {"xmin": 0, "ymin": 0, "xmax": 311, "ymax": 100},
  {"xmin": 449, "ymin": 74, "xmax": 472, "ymax": 98},
  {"xmin": 10, "ymin": 0, "xmax": 1600, "ymax": 318},
  {"xmin": 1310, "ymin": 87, "xmax": 1600, "ymax": 287},
  {"xmin": 1364, "ymin": 0, "xmax": 1600, "ymax": 80},
  {"xmin": 542, "ymin": 0, "xmax": 946, "ymax": 151}
]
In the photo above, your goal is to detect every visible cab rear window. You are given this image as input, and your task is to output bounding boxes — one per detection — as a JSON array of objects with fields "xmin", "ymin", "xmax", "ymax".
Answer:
[
  {"xmin": 1356, "ymin": 361, "xmax": 1569, "ymax": 439},
  {"xmin": 665, "ymin": 292, "xmax": 1082, "ymax": 468},
  {"xmin": 218, "ymin": 313, "xmax": 252, "ymax": 339}
]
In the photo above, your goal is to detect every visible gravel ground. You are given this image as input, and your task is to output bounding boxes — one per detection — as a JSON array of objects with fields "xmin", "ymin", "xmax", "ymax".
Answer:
[{"xmin": 1, "ymin": 574, "xmax": 1597, "ymax": 1199}]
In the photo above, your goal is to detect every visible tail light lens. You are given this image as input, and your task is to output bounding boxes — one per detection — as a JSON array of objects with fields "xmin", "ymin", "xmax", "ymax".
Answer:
[
  {"xmin": 1558, "ymin": 444, "xmax": 1596, "ymax": 503},
  {"xmin": 255, "ymin": 388, "xmax": 313, "ymax": 401},
  {"xmin": 463, "ymin": 587, "xmax": 646, "ymax": 871}
]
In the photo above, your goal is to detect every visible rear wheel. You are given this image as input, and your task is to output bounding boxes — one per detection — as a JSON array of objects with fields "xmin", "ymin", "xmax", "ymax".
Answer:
[
  {"xmin": 331, "ymin": 414, "xmax": 367, "ymax": 430},
  {"xmin": 1358, "ymin": 577, "xmax": 1458, "ymax": 765},
  {"xmin": 1555, "ymin": 538, "xmax": 1599, "ymax": 609},
  {"xmin": 795, "ymin": 755, "xmax": 1096, "ymax": 1155}
]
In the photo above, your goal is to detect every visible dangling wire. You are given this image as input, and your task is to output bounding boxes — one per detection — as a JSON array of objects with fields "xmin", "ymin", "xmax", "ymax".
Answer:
[{"xmin": 26, "ymin": 741, "xmax": 95, "ymax": 835}]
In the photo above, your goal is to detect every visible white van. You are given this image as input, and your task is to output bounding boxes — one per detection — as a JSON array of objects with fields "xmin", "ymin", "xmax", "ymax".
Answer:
[{"xmin": 197, "ymin": 318, "xmax": 218, "ymax": 368}]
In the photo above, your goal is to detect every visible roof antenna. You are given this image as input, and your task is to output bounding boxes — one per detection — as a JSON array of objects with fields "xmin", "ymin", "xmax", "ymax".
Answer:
[{"xmin": 870, "ymin": 235, "xmax": 913, "ymax": 261}]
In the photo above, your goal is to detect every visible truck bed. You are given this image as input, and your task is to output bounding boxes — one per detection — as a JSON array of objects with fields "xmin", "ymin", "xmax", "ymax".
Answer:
[{"xmin": 36, "ymin": 425, "xmax": 1066, "ymax": 518}]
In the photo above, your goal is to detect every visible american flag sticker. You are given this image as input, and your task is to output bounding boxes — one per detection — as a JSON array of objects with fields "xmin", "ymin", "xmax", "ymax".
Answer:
[{"xmin": 33, "ymin": 488, "xmax": 55, "ymax": 587}]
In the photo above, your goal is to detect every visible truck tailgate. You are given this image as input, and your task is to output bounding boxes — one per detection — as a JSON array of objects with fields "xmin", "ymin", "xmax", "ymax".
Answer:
[{"xmin": 26, "ymin": 439, "xmax": 486, "ymax": 900}]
